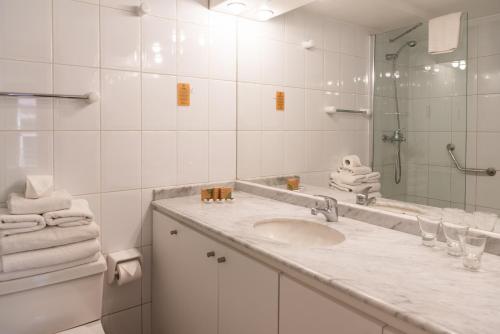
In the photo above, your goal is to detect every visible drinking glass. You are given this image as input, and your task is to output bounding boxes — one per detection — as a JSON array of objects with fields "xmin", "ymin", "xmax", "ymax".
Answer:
[
  {"xmin": 461, "ymin": 235, "xmax": 487, "ymax": 271},
  {"xmin": 442, "ymin": 222, "xmax": 468, "ymax": 256},
  {"xmin": 417, "ymin": 215, "xmax": 441, "ymax": 247},
  {"xmin": 442, "ymin": 208, "xmax": 466, "ymax": 225},
  {"xmin": 472, "ymin": 211, "xmax": 498, "ymax": 232}
]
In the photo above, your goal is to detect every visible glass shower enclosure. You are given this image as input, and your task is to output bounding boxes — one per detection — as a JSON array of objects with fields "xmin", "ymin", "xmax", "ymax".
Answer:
[{"xmin": 372, "ymin": 15, "xmax": 468, "ymax": 208}]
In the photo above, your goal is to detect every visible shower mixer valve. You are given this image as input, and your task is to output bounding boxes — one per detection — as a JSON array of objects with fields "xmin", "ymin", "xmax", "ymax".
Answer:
[{"xmin": 382, "ymin": 129, "xmax": 406, "ymax": 143}]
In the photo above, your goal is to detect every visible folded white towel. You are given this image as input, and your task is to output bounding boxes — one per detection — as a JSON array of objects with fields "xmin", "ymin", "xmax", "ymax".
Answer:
[
  {"xmin": 330, "ymin": 172, "xmax": 365, "ymax": 186},
  {"xmin": 342, "ymin": 155, "xmax": 362, "ymax": 168},
  {"xmin": 7, "ymin": 190, "xmax": 72, "ymax": 215},
  {"xmin": 0, "ymin": 208, "xmax": 46, "ymax": 236},
  {"xmin": 25, "ymin": 175, "xmax": 53, "ymax": 199},
  {"xmin": 428, "ymin": 12, "xmax": 462, "ymax": 54},
  {"xmin": 330, "ymin": 171, "xmax": 381, "ymax": 186},
  {"xmin": 0, "ymin": 222, "xmax": 100, "ymax": 255},
  {"xmin": 0, "ymin": 253, "xmax": 100, "ymax": 282},
  {"xmin": 43, "ymin": 199, "xmax": 94, "ymax": 227},
  {"xmin": 0, "ymin": 238, "xmax": 100, "ymax": 273},
  {"xmin": 339, "ymin": 166, "xmax": 372, "ymax": 175},
  {"xmin": 330, "ymin": 182, "xmax": 381, "ymax": 193},
  {"xmin": 363, "ymin": 172, "xmax": 381, "ymax": 183}
]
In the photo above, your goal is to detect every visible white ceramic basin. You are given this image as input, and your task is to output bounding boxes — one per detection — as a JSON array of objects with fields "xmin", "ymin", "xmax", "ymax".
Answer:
[{"xmin": 253, "ymin": 218, "xmax": 345, "ymax": 248}]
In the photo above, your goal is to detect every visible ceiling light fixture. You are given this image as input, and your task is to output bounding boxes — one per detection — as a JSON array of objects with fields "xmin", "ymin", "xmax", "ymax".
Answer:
[
  {"xmin": 226, "ymin": 2, "xmax": 246, "ymax": 14},
  {"xmin": 256, "ymin": 8, "xmax": 274, "ymax": 21}
]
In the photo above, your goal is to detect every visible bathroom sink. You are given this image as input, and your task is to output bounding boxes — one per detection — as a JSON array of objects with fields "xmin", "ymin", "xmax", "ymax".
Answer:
[{"xmin": 253, "ymin": 218, "xmax": 345, "ymax": 247}]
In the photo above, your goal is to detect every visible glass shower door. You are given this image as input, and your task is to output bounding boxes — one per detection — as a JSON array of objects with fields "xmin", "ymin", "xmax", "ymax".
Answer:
[{"xmin": 372, "ymin": 15, "xmax": 468, "ymax": 208}]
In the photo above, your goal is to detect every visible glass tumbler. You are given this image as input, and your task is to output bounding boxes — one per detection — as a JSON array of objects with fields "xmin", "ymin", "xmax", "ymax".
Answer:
[
  {"xmin": 461, "ymin": 235, "xmax": 487, "ymax": 271},
  {"xmin": 442, "ymin": 222, "xmax": 469, "ymax": 256},
  {"xmin": 472, "ymin": 211, "xmax": 498, "ymax": 232},
  {"xmin": 417, "ymin": 215, "xmax": 441, "ymax": 247},
  {"xmin": 442, "ymin": 208, "xmax": 466, "ymax": 225}
]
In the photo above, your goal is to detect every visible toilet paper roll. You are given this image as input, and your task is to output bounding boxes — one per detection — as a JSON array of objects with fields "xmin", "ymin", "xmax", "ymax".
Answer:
[
  {"xmin": 342, "ymin": 155, "xmax": 362, "ymax": 168},
  {"xmin": 116, "ymin": 260, "xmax": 142, "ymax": 286}
]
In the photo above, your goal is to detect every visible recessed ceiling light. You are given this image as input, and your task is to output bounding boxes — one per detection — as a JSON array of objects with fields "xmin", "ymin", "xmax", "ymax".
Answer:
[
  {"xmin": 256, "ymin": 9, "xmax": 274, "ymax": 21},
  {"xmin": 227, "ymin": 2, "xmax": 246, "ymax": 14}
]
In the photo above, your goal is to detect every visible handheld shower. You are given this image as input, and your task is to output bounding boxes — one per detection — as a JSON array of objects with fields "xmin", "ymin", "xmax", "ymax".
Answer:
[{"xmin": 383, "ymin": 40, "xmax": 417, "ymax": 184}]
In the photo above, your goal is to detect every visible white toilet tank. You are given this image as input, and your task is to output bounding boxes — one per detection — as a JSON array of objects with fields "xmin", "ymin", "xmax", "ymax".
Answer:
[{"xmin": 0, "ymin": 255, "xmax": 107, "ymax": 334}]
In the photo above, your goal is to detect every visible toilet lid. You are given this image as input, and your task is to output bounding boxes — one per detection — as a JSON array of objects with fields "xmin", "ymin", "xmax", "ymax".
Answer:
[{"xmin": 56, "ymin": 321, "xmax": 105, "ymax": 334}]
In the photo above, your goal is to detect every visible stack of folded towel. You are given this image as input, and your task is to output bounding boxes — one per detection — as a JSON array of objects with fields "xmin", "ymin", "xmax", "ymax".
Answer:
[
  {"xmin": 0, "ymin": 175, "xmax": 100, "ymax": 281},
  {"xmin": 329, "ymin": 155, "xmax": 382, "ymax": 195}
]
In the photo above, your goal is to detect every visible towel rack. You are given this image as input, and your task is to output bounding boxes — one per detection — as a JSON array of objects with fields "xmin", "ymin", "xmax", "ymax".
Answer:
[
  {"xmin": 0, "ymin": 91, "xmax": 99, "ymax": 103},
  {"xmin": 447, "ymin": 143, "xmax": 496, "ymax": 176},
  {"xmin": 325, "ymin": 107, "xmax": 372, "ymax": 116}
]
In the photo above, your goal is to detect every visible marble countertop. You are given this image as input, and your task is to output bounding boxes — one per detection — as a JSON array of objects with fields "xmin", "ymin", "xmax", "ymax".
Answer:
[{"xmin": 153, "ymin": 191, "xmax": 500, "ymax": 334}]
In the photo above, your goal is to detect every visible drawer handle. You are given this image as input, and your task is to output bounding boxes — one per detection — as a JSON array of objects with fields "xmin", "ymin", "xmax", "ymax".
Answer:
[
  {"xmin": 217, "ymin": 257, "xmax": 226, "ymax": 263},
  {"xmin": 206, "ymin": 251, "xmax": 215, "ymax": 257},
  {"xmin": 170, "ymin": 230, "xmax": 178, "ymax": 235}
]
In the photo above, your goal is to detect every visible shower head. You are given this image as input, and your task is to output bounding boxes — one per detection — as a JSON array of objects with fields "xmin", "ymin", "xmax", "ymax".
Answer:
[{"xmin": 385, "ymin": 40, "xmax": 417, "ymax": 61}]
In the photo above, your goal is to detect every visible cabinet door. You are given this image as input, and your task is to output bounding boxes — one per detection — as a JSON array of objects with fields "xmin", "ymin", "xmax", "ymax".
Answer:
[
  {"xmin": 153, "ymin": 211, "xmax": 219, "ymax": 334},
  {"xmin": 280, "ymin": 275, "xmax": 384, "ymax": 334},
  {"xmin": 217, "ymin": 245, "xmax": 279, "ymax": 334}
]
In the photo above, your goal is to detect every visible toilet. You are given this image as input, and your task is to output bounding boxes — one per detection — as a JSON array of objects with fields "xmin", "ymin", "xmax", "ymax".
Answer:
[{"xmin": 0, "ymin": 255, "xmax": 107, "ymax": 334}]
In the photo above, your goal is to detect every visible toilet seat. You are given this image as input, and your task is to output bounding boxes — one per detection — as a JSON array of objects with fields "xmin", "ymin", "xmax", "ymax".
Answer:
[{"xmin": 56, "ymin": 320, "xmax": 105, "ymax": 334}]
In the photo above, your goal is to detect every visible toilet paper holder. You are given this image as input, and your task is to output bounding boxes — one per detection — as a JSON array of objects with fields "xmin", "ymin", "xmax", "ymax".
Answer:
[{"xmin": 106, "ymin": 248, "xmax": 143, "ymax": 284}]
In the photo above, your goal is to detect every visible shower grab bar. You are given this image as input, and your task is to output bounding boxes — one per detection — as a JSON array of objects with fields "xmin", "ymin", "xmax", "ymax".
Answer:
[
  {"xmin": 0, "ymin": 91, "xmax": 99, "ymax": 103},
  {"xmin": 447, "ymin": 143, "xmax": 496, "ymax": 176}
]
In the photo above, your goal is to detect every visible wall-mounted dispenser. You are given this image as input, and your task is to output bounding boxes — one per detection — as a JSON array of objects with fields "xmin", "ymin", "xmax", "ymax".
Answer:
[{"xmin": 107, "ymin": 248, "xmax": 143, "ymax": 286}]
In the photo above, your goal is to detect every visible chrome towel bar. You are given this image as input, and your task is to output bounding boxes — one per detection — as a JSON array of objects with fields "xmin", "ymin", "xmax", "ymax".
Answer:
[
  {"xmin": 336, "ymin": 109, "xmax": 368, "ymax": 114},
  {"xmin": 325, "ymin": 107, "xmax": 372, "ymax": 116},
  {"xmin": 447, "ymin": 143, "xmax": 496, "ymax": 176},
  {"xmin": 0, "ymin": 91, "xmax": 99, "ymax": 103}
]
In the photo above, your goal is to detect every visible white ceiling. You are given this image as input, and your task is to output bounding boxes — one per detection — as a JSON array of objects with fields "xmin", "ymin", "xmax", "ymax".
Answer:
[{"xmin": 304, "ymin": 0, "xmax": 500, "ymax": 32}]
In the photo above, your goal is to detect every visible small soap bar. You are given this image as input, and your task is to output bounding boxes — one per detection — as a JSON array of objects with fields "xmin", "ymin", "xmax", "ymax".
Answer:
[
  {"xmin": 220, "ymin": 187, "xmax": 233, "ymax": 200},
  {"xmin": 212, "ymin": 188, "xmax": 222, "ymax": 202},
  {"xmin": 287, "ymin": 177, "xmax": 300, "ymax": 191},
  {"xmin": 201, "ymin": 188, "xmax": 213, "ymax": 202}
]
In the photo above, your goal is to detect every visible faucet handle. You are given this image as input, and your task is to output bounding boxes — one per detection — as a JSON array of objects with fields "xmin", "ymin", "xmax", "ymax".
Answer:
[{"xmin": 313, "ymin": 195, "xmax": 338, "ymax": 210}]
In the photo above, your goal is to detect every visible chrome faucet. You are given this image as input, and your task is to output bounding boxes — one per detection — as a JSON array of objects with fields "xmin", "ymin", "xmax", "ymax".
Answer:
[
  {"xmin": 311, "ymin": 195, "xmax": 339, "ymax": 222},
  {"xmin": 356, "ymin": 186, "xmax": 377, "ymax": 206}
]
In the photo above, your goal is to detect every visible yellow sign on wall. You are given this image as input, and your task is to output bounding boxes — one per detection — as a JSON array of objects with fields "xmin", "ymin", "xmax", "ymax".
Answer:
[
  {"xmin": 177, "ymin": 83, "xmax": 191, "ymax": 107},
  {"xmin": 276, "ymin": 91, "xmax": 285, "ymax": 111}
]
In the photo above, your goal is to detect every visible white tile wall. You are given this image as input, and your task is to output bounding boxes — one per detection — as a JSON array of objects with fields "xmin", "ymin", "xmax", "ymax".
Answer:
[
  {"xmin": 1, "ymin": 0, "xmax": 374, "ymax": 332},
  {"xmin": 236, "ymin": 10, "xmax": 371, "ymax": 183},
  {"xmin": 0, "ymin": 1, "xmax": 237, "ymax": 332},
  {"xmin": 0, "ymin": 0, "xmax": 52, "ymax": 62},
  {"xmin": 53, "ymin": 0, "xmax": 99, "ymax": 67}
]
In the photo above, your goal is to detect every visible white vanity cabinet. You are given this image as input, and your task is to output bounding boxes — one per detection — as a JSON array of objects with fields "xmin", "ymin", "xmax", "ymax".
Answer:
[
  {"xmin": 218, "ymin": 245, "xmax": 279, "ymax": 334},
  {"xmin": 153, "ymin": 211, "xmax": 279, "ymax": 334},
  {"xmin": 152, "ymin": 211, "xmax": 219, "ymax": 334},
  {"xmin": 279, "ymin": 275, "xmax": 385, "ymax": 334}
]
